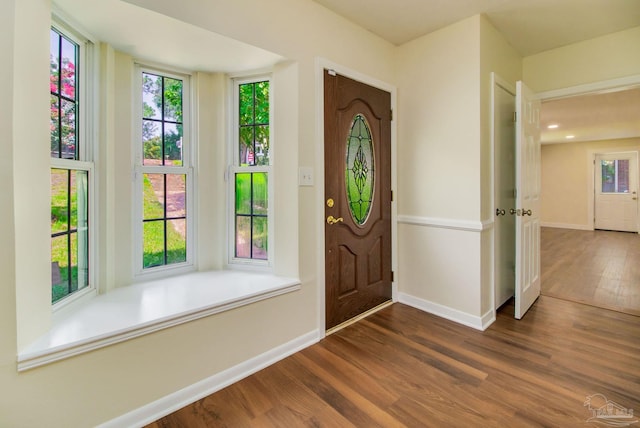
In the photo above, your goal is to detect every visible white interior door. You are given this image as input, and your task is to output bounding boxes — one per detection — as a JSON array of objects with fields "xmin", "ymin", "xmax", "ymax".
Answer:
[
  {"xmin": 515, "ymin": 81, "xmax": 541, "ymax": 319},
  {"xmin": 494, "ymin": 79, "xmax": 516, "ymax": 308},
  {"xmin": 595, "ymin": 152, "xmax": 639, "ymax": 232}
]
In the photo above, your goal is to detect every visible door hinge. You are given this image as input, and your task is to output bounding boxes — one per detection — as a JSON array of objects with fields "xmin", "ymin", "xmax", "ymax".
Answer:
[
  {"xmin": 391, "ymin": 190, "xmax": 394, "ymax": 202},
  {"xmin": 391, "ymin": 271, "xmax": 395, "ymax": 282},
  {"xmin": 390, "ymin": 109, "xmax": 393, "ymax": 121},
  {"xmin": 513, "ymin": 112, "xmax": 517, "ymax": 122}
]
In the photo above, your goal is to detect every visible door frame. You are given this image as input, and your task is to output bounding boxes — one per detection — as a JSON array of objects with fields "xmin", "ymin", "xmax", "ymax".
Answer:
[
  {"xmin": 315, "ymin": 58, "xmax": 398, "ymax": 338},
  {"xmin": 536, "ymin": 73, "xmax": 640, "ymax": 234}
]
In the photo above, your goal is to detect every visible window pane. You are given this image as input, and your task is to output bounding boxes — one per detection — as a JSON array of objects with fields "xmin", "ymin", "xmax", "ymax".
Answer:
[
  {"xmin": 143, "ymin": 220, "xmax": 165, "ymax": 268},
  {"xmin": 167, "ymin": 219, "xmax": 186, "ymax": 264},
  {"xmin": 143, "ymin": 120, "xmax": 162, "ymax": 165},
  {"xmin": 239, "ymin": 83, "xmax": 254, "ymax": 125},
  {"xmin": 60, "ymin": 99, "xmax": 76, "ymax": 159},
  {"xmin": 143, "ymin": 174, "xmax": 165, "ymax": 220},
  {"xmin": 51, "ymin": 169, "xmax": 89, "ymax": 304},
  {"xmin": 50, "ymin": 30, "xmax": 60, "ymax": 94},
  {"xmin": 51, "ymin": 170, "xmax": 69, "ymax": 235},
  {"xmin": 235, "ymin": 173, "xmax": 251, "ymax": 215},
  {"xmin": 166, "ymin": 174, "xmax": 186, "ymax": 218},
  {"xmin": 618, "ymin": 160, "xmax": 629, "ymax": 193},
  {"xmin": 51, "ymin": 235, "xmax": 69, "ymax": 302},
  {"xmin": 601, "ymin": 159, "xmax": 630, "ymax": 193},
  {"xmin": 60, "ymin": 37, "xmax": 76, "ymax": 99},
  {"xmin": 164, "ymin": 78, "xmax": 183, "ymax": 122},
  {"xmin": 252, "ymin": 216, "xmax": 268, "ymax": 260},
  {"xmin": 255, "ymin": 125, "xmax": 270, "ymax": 166},
  {"xmin": 50, "ymin": 95, "xmax": 60, "ymax": 155},
  {"xmin": 239, "ymin": 126, "xmax": 254, "ymax": 165},
  {"xmin": 602, "ymin": 160, "xmax": 615, "ymax": 192},
  {"xmin": 236, "ymin": 216, "xmax": 251, "ymax": 258},
  {"xmin": 142, "ymin": 73, "xmax": 162, "ymax": 120},
  {"xmin": 164, "ymin": 122, "xmax": 183, "ymax": 166},
  {"xmin": 143, "ymin": 173, "xmax": 187, "ymax": 269},
  {"xmin": 254, "ymin": 81, "xmax": 269, "ymax": 124},
  {"xmin": 50, "ymin": 29, "xmax": 78, "ymax": 160},
  {"xmin": 253, "ymin": 173, "xmax": 268, "ymax": 216}
]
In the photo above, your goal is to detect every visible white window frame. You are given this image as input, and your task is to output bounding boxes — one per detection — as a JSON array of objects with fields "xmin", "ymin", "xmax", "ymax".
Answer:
[
  {"xmin": 133, "ymin": 65, "xmax": 195, "ymax": 279},
  {"xmin": 50, "ymin": 16, "xmax": 98, "ymax": 311},
  {"xmin": 228, "ymin": 75, "xmax": 274, "ymax": 269}
]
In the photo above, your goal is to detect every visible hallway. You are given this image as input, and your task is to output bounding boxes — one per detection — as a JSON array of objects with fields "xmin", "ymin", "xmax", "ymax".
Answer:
[{"xmin": 541, "ymin": 227, "xmax": 640, "ymax": 316}]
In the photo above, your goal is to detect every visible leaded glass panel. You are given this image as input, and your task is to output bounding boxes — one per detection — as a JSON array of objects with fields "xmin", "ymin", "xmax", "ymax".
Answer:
[{"xmin": 345, "ymin": 114, "xmax": 375, "ymax": 225}]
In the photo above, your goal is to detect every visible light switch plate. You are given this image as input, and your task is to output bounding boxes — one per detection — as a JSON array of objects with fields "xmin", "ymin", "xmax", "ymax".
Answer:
[{"xmin": 299, "ymin": 167, "xmax": 314, "ymax": 186}]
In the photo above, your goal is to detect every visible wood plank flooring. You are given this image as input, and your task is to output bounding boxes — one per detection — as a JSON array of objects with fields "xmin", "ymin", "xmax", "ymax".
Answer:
[
  {"xmin": 147, "ymin": 298, "xmax": 640, "ymax": 427},
  {"xmin": 542, "ymin": 227, "xmax": 640, "ymax": 316}
]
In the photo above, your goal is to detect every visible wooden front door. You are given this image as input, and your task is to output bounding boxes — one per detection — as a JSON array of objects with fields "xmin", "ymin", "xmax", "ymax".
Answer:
[{"xmin": 324, "ymin": 70, "xmax": 392, "ymax": 330}]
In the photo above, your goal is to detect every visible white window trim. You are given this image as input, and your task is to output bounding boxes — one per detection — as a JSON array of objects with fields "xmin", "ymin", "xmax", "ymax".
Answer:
[
  {"xmin": 50, "ymin": 16, "xmax": 98, "ymax": 312},
  {"xmin": 133, "ymin": 65, "xmax": 196, "ymax": 279},
  {"xmin": 228, "ymin": 75, "xmax": 274, "ymax": 269}
]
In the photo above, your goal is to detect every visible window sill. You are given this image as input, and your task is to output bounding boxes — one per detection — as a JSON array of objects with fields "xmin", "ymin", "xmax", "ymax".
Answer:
[{"xmin": 17, "ymin": 271, "xmax": 300, "ymax": 372}]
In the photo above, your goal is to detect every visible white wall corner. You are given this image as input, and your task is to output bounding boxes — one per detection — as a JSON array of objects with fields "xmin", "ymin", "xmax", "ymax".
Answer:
[
  {"xmin": 398, "ymin": 292, "xmax": 489, "ymax": 331},
  {"xmin": 480, "ymin": 309, "xmax": 495, "ymax": 330},
  {"xmin": 96, "ymin": 330, "xmax": 320, "ymax": 428}
]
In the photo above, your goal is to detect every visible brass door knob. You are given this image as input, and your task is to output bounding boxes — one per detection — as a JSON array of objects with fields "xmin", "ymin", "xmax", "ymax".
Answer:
[{"xmin": 327, "ymin": 215, "xmax": 344, "ymax": 225}]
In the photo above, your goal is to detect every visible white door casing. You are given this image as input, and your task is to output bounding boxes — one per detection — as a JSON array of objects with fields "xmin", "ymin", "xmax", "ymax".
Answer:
[
  {"xmin": 594, "ymin": 152, "xmax": 639, "ymax": 232},
  {"xmin": 515, "ymin": 81, "xmax": 541, "ymax": 320}
]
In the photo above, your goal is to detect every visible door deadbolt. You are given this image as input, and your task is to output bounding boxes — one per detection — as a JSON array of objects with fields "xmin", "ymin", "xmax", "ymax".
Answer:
[{"xmin": 326, "ymin": 198, "xmax": 334, "ymax": 208}]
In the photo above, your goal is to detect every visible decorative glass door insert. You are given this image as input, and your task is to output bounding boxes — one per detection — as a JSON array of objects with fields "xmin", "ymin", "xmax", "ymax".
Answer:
[{"xmin": 345, "ymin": 114, "xmax": 375, "ymax": 225}]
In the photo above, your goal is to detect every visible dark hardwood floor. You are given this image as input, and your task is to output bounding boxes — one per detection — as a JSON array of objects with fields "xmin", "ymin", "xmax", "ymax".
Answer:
[
  {"xmin": 147, "ymin": 298, "xmax": 640, "ymax": 427},
  {"xmin": 542, "ymin": 227, "xmax": 640, "ymax": 316}
]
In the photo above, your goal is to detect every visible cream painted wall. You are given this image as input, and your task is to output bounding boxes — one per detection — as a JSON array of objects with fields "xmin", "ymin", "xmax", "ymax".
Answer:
[
  {"xmin": 396, "ymin": 15, "xmax": 521, "ymax": 319},
  {"xmin": 1, "ymin": 0, "xmax": 396, "ymax": 426},
  {"xmin": 479, "ymin": 16, "xmax": 522, "ymax": 316},
  {"xmin": 0, "ymin": 0, "xmax": 18, "ymax": 379},
  {"xmin": 524, "ymin": 26, "xmax": 640, "ymax": 93},
  {"xmin": 541, "ymin": 138, "xmax": 640, "ymax": 229},
  {"xmin": 396, "ymin": 16, "xmax": 483, "ymax": 318},
  {"xmin": 13, "ymin": 0, "xmax": 53, "ymax": 351},
  {"xmin": 396, "ymin": 16, "xmax": 481, "ymax": 220}
]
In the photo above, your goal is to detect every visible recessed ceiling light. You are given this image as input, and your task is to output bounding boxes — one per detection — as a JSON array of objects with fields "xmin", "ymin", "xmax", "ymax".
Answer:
[
  {"xmin": 547, "ymin": 124, "xmax": 559, "ymax": 129},
  {"xmin": 565, "ymin": 135, "xmax": 575, "ymax": 139}
]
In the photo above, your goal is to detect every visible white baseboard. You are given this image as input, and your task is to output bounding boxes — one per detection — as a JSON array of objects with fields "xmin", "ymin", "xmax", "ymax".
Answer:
[
  {"xmin": 541, "ymin": 222, "xmax": 592, "ymax": 231},
  {"xmin": 398, "ymin": 292, "xmax": 494, "ymax": 331},
  {"xmin": 98, "ymin": 330, "xmax": 319, "ymax": 428}
]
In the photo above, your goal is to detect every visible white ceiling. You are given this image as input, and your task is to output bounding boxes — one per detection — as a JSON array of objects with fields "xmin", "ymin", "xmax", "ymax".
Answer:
[
  {"xmin": 55, "ymin": 0, "xmax": 640, "ymax": 145},
  {"xmin": 53, "ymin": 0, "xmax": 283, "ymax": 73},
  {"xmin": 541, "ymin": 87, "xmax": 640, "ymax": 144},
  {"xmin": 312, "ymin": 0, "xmax": 640, "ymax": 56}
]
